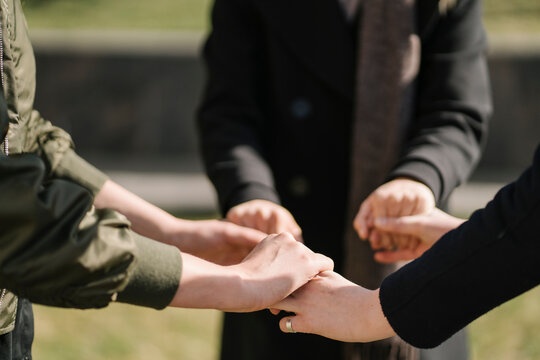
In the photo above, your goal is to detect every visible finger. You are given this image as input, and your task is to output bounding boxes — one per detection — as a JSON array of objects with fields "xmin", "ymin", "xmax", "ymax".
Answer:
[
  {"xmin": 403, "ymin": 236, "xmax": 420, "ymax": 250},
  {"xmin": 416, "ymin": 191, "xmax": 436, "ymax": 213},
  {"xmin": 386, "ymin": 194, "xmax": 401, "ymax": 218},
  {"xmin": 394, "ymin": 234, "xmax": 410, "ymax": 250},
  {"xmin": 268, "ymin": 211, "xmax": 279, "ymax": 234},
  {"xmin": 272, "ymin": 295, "xmax": 298, "ymax": 314},
  {"xmin": 400, "ymin": 194, "xmax": 416, "ymax": 217},
  {"xmin": 381, "ymin": 202, "xmax": 403, "ymax": 249},
  {"xmin": 290, "ymin": 224, "xmax": 304, "ymax": 243},
  {"xmin": 311, "ymin": 253, "xmax": 335, "ymax": 273},
  {"xmin": 241, "ymin": 210, "xmax": 258, "ymax": 229},
  {"xmin": 369, "ymin": 231, "xmax": 383, "ymax": 250},
  {"xmin": 354, "ymin": 200, "xmax": 372, "ymax": 240},
  {"xmin": 230, "ymin": 225, "xmax": 267, "ymax": 247},
  {"xmin": 273, "ymin": 216, "xmax": 293, "ymax": 234},
  {"xmin": 226, "ymin": 209, "xmax": 242, "ymax": 225},
  {"xmin": 374, "ymin": 249, "xmax": 417, "ymax": 264},
  {"xmin": 255, "ymin": 208, "xmax": 271, "ymax": 233},
  {"xmin": 374, "ymin": 216, "xmax": 422, "ymax": 237},
  {"xmin": 274, "ymin": 213, "xmax": 303, "ymax": 243},
  {"xmin": 279, "ymin": 316, "xmax": 308, "ymax": 335},
  {"xmin": 376, "ymin": 230, "xmax": 393, "ymax": 250},
  {"xmin": 371, "ymin": 196, "xmax": 392, "ymax": 249}
]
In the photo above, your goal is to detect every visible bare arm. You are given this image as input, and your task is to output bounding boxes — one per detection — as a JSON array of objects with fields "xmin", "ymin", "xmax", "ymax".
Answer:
[{"xmin": 94, "ymin": 180, "xmax": 267, "ymax": 265}]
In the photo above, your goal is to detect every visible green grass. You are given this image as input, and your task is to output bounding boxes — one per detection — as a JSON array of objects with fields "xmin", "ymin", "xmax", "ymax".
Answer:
[
  {"xmin": 32, "ymin": 286, "xmax": 540, "ymax": 360},
  {"xmin": 20, "ymin": 0, "xmax": 540, "ymax": 33},
  {"xmin": 33, "ymin": 304, "xmax": 222, "ymax": 360},
  {"xmin": 470, "ymin": 286, "xmax": 540, "ymax": 360}
]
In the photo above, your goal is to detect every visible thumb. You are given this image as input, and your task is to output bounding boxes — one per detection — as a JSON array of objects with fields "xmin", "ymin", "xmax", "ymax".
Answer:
[
  {"xmin": 354, "ymin": 201, "xmax": 372, "ymax": 240},
  {"xmin": 374, "ymin": 249, "xmax": 417, "ymax": 264},
  {"xmin": 293, "ymin": 230, "xmax": 304, "ymax": 244},
  {"xmin": 374, "ymin": 216, "xmax": 423, "ymax": 237},
  {"xmin": 279, "ymin": 316, "xmax": 308, "ymax": 335},
  {"xmin": 237, "ymin": 226, "xmax": 268, "ymax": 246}
]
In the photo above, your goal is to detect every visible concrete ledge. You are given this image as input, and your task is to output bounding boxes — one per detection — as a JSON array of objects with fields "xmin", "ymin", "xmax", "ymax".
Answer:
[
  {"xmin": 448, "ymin": 182, "xmax": 502, "ymax": 217},
  {"xmin": 30, "ymin": 29, "xmax": 205, "ymax": 56},
  {"xmin": 109, "ymin": 168, "xmax": 503, "ymax": 219},
  {"xmin": 30, "ymin": 29, "xmax": 540, "ymax": 57},
  {"xmin": 107, "ymin": 171, "xmax": 218, "ymax": 214},
  {"xmin": 489, "ymin": 33, "xmax": 540, "ymax": 57}
]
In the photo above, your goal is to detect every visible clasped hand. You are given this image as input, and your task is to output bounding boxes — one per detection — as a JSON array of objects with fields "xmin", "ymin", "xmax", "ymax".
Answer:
[{"xmin": 354, "ymin": 178, "xmax": 436, "ymax": 262}]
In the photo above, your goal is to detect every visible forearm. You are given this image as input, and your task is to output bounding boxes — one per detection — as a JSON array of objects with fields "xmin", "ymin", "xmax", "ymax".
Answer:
[
  {"xmin": 169, "ymin": 253, "xmax": 247, "ymax": 311},
  {"xmin": 94, "ymin": 179, "xmax": 189, "ymax": 245}
]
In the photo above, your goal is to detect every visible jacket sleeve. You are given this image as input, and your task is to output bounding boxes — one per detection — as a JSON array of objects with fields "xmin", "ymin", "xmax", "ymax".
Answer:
[
  {"xmin": 380, "ymin": 144, "xmax": 540, "ymax": 348},
  {"xmin": 389, "ymin": 0, "xmax": 492, "ymax": 203},
  {"xmin": 197, "ymin": 0, "xmax": 280, "ymax": 215},
  {"xmin": 20, "ymin": 109, "xmax": 109, "ymax": 196},
  {"xmin": 0, "ymin": 154, "xmax": 181, "ymax": 310},
  {"xmin": 8, "ymin": 0, "xmax": 108, "ymax": 197}
]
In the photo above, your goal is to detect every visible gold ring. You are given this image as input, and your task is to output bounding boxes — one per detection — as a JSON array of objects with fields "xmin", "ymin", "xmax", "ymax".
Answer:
[{"xmin": 285, "ymin": 318, "xmax": 295, "ymax": 333}]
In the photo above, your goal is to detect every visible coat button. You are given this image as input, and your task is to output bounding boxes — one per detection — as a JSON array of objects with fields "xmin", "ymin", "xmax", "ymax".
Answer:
[
  {"xmin": 290, "ymin": 98, "xmax": 312, "ymax": 119},
  {"xmin": 288, "ymin": 176, "xmax": 310, "ymax": 197}
]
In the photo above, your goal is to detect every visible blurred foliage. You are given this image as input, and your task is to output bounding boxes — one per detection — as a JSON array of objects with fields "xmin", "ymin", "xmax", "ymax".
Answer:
[
  {"xmin": 22, "ymin": 0, "xmax": 212, "ymax": 30},
  {"xmin": 484, "ymin": 0, "xmax": 540, "ymax": 33},
  {"xmin": 20, "ymin": 0, "xmax": 540, "ymax": 32}
]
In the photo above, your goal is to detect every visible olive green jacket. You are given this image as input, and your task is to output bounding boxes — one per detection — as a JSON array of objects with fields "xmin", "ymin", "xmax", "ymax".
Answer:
[{"xmin": 0, "ymin": 0, "xmax": 182, "ymax": 335}]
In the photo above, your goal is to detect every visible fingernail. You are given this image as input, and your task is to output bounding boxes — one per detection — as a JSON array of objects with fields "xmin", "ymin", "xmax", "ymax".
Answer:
[{"xmin": 375, "ymin": 218, "xmax": 387, "ymax": 226}]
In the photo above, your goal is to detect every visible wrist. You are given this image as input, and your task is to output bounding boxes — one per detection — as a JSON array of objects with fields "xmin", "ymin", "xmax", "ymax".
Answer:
[
  {"xmin": 364, "ymin": 289, "xmax": 395, "ymax": 341},
  {"xmin": 171, "ymin": 253, "xmax": 244, "ymax": 310},
  {"xmin": 369, "ymin": 288, "xmax": 397, "ymax": 340},
  {"xmin": 163, "ymin": 218, "xmax": 198, "ymax": 249},
  {"xmin": 225, "ymin": 263, "xmax": 261, "ymax": 312}
]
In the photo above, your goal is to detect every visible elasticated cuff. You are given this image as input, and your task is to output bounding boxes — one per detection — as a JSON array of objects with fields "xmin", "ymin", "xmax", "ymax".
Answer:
[
  {"xmin": 117, "ymin": 234, "xmax": 182, "ymax": 310},
  {"xmin": 54, "ymin": 149, "xmax": 109, "ymax": 196},
  {"xmin": 389, "ymin": 160, "xmax": 443, "ymax": 204}
]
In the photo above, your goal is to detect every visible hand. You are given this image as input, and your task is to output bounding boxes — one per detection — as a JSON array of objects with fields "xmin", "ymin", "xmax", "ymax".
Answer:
[
  {"xmin": 171, "ymin": 233, "xmax": 334, "ymax": 312},
  {"xmin": 370, "ymin": 208, "xmax": 466, "ymax": 263},
  {"xmin": 270, "ymin": 272, "xmax": 395, "ymax": 342},
  {"xmin": 169, "ymin": 219, "xmax": 268, "ymax": 266},
  {"xmin": 354, "ymin": 178, "xmax": 436, "ymax": 251},
  {"xmin": 227, "ymin": 200, "xmax": 303, "ymax": 242}
]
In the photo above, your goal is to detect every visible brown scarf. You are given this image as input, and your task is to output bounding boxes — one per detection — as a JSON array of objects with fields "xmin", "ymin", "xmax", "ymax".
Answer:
[{"xmin": 339, "ymin": 0, "xmax": 421, "ymax": 359}]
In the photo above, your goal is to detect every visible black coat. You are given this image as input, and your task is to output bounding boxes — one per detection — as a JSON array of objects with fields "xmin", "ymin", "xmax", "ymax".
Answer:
[{"xmin": 197, "ymin": 0, "xmax": 491, "ymax": 358}]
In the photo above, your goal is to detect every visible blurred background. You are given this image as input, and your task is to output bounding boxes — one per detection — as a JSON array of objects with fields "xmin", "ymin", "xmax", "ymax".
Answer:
[{"xmin": 20, "ymin": 0, "xmax": 540, "ymax": 359}]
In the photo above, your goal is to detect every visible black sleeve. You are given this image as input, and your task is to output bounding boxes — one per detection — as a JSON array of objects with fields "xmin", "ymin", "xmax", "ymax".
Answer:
[
  {"xmin": 389, "ymin": 0, "xmax": 492, "ymax": 203},
  {"xmin": 380, "ymin": 143, "xmax": 540, "ymax": 348},
  {"xmin": 197, "ymin": 0, "xmax": 280, "ymax": 215}
]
